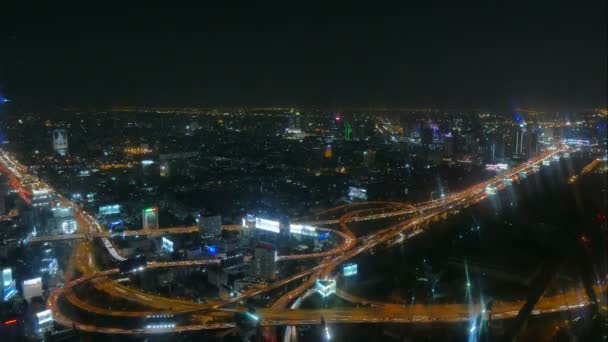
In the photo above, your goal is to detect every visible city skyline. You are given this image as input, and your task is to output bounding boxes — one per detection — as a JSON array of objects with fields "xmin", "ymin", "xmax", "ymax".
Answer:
[{"xmin": 0, "ymin": 3, "xmax": 606, "ymax": 341}]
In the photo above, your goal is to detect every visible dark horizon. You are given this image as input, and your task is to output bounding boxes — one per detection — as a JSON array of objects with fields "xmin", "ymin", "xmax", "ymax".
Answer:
[{"xmin": 1, "ymin": 1, "xmax": 606, "ymax": 112}]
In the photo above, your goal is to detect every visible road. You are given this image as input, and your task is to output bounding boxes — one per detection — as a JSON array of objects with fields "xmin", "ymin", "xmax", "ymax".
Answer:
[
  {"xmin": 28, "ymin": 225, "xmax": 241, "ymax": 243},
  {"xmin": 4, "ymin": 146, "xmax": 602, "ymax": 335},
  {"xmin": 568, "ymin": 157, "xmax": 606, "ymax": 184}
]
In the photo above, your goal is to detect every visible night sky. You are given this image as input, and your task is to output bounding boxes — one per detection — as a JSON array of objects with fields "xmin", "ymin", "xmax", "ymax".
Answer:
[{"xmin": 1, "ymin": 2, "xmax": 606, "ymax": 111}]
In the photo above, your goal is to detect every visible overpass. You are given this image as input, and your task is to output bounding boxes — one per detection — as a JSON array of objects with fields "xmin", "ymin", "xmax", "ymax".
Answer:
[{"xmin": 5, "ymin": 147, "xmax": 600, "ymax": 336}]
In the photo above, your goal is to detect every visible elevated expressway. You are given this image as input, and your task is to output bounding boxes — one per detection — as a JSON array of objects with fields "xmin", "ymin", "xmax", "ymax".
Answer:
[{"xmin": 4, "ymin": 147, "xmax": 603, "ymax": 335}]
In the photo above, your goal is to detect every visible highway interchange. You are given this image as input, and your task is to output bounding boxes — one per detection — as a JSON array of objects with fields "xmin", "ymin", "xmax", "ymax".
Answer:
[{"xmin": 1, "ymin": 146, "xmax": 606, "ymax": 336}]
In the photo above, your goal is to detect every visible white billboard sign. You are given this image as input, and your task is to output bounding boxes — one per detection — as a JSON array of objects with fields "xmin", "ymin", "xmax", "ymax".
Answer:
[
  {"xmin": 289, "ymin": 224, "xmax": 317, "ymax": 236},
  {"xmin": 23, "ymin": 277, "xmax": 43, "ymax": 302},
  {"xmin": 255, "ymin": 218, "xmax": 280, "ymax": 233}
]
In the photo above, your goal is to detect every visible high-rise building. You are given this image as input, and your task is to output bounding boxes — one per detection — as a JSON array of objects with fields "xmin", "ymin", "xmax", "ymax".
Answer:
[
  {"xmin": 252, "ymin": 243, "xmax": 277, "ymax": 280},
  {"xmin": 52, "ymin": 129, "xmax": 68, "ymax": 156},
  {"xmin": 288, "ymin": 111, "xmax": 301, "ymax": 130},
  {"xmin": 443, "ymin": 135, "xmax": 455, "ymax": 157},
  {"xmin": 344, "ymin": 122, "xmax": 352, "ymax": 141},
  {"xmin": 363, "ymin": 149, "xmax": 375, "ymax": 168},
  {"xmin": 49, "ymin": 206, "xmax": 78, "ymax": 234},
  {"xmin": 526, "ymin": 131, "xmax": 540, "ymax": 158},
  {"xmin": 420, "ymin": 125, "xmax": 434, "ymax": 147},
  {"xmin": 329, "ymin": 115, "xmax": 341, "ymax": 138},
  {"xmin": 142, "ymin": 207, "xmax": 159, "ymax": 230},
  {"xmin": 324, "ymin": 145, "xmax": 333, "ymax": 159},
  {"xmin": 160, "ymin": 162, "xmax": 170, "ymax": 177},
  {"xmin": 513, "ymin": 128, "xmax": 526, "ymax": 159},
  {"xmin": 197, "ymin": 213, "xmax": 222, "ymax": 237}
]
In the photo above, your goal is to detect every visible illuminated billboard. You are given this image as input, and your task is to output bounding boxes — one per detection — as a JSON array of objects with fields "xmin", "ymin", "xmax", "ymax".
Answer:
[
  {"xmin": 23, "ymin": 277, "xmax": 43, "ymax": 302},
  {"xmin": 289, "ymin": 224, "xmax": 317, "ymax": 236},
  {"xmin": 348, "ymin": 186, "xmax": 368, "ymax": 200},
  {"xmin": 59, "ymin": 219, "xmax": 78, "ymax": 234},
  {"xmin": 99, "ymin": 204, "xmax": 121, "ymax": 216},
  {"xmin": 2, "ymin": 268, "xmax": 16, "ymax": 302},
  {"xmin": 315, "ymin": 279, "xmax": 336, "ymax": 298},
  {"xmin": 162, "ymin": 237, "xmax": 174, "ymax": 253},
  {"xmin": 255, "ymin": 218, "xmax": 280, "ymax": 233},
  {"xmin": 562, "ymin": 138, "xmax": 590, "ymax": 146},
  {"xmin": 343, "ymin": 263, "xmax": 358, "ymax": 277},
  {"xmin": 485, "ymin": 163, "xmax": 508, "ymax": 171},
  {"xmin": 109, "ymin": 220, "xmax": 125, "ymax": 229},
  {"xmin": 485, "ymin": 186, "xmax": 497, "ymax": 195},
  {"xmin": 52, "ymin": 207, "xmax": 73, "ymax": 218},
  {"xmin": 36, "ymin": 309, "xmax": 54, "ymax": 333}
]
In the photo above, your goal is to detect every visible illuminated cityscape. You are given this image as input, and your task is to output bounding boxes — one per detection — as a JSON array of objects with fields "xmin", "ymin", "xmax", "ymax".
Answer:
[{"xmin": 0, "ymin": 2, "xmax": 607, "ymax": 341}]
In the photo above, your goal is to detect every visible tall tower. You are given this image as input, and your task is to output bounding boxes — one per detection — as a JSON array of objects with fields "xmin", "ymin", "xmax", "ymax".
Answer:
[
  {"xmin": 513, "ymin": 126, "xmax": 527, "ymax": 159},
  {"xmin": 344, "ymin": 122, "xmax": 352, "ymax": 141}
]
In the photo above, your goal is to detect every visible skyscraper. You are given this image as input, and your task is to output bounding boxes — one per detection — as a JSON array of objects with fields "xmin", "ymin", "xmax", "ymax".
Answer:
[
  {"xmin": 363, "ymin": 149, "xmax": 375, "ymax": 168},
  {"xmin": 52, "ymin": 129, "xmax": 68, "ymax": 156},
  {"xmin": 197, "ymin": 213, "xmax": 222, "ymax": 237},
  {"xmin": 142, "ymin": 207, "xmax": 159, "ymax": 230},
  {"xmin": 252, "ymin": 243, "xmax": 277, "ymax": 280},
  {"xmin": 344, "ymin": 122, "xmax": 352, "ymax": 141},
  {"xmin": 513, "ymin": 128, "xmax": 526, "ymax": 159},
  {"xmin": 324, "ymin": 145, "xmax": 333, "ymax": 159},
  {"xmin": 526, "ymin": 131, "xmax": 540, "ymax": 158},
  {"xmin": 288, "ymin": 110, "xmax": 301, "ymax": 130}
]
